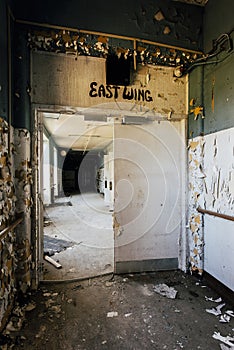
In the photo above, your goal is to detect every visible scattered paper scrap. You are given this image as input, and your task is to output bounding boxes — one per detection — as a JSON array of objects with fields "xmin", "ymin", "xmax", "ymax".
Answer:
[
  {"xmin": 205, "ymin": 296, "xmax": 222, "ymax": 303},
  {"xmin": 124, "ymin": 313, "xmax": 132, "ymax": 317},
  {"xmin": 206, "ymin": 303, "xmax": 225, "ymax": 316},
  {"xmin": 226, "ymin": 311, "xmax": 234, "ymax": 318},
  {"xmin": 107, "ymin": 311, "xmax": 118, "ymax": 318},
  {"xmin": 220, "ymin": 314, "xmax": 231, "ymax": 323},
  {"xmin": 219, "ymin": 344, "xmax": 234, "ymax": 350},
  {"xmin": 153, "ymin": 283, "xmax": 177, "ymax": 299},
  {"xmin": 212, "ymin": 332, "xmax": 234, "ymax": 347}
]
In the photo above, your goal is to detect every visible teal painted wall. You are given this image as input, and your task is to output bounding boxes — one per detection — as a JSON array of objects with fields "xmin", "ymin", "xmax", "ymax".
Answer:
[
  {"xmin": 204, "ymin": 0, "xmax": 234, "ymax": 53},
  {"xmin": 12, "ymin": 0, "xmax": 204, "ymax": 51},
  {"xmin": 0, "ymin": 0, "xmax": 9, "ymax": 121},
  {"xmin": 188, "ymin": 0, "xmax": 234, "ymax": 138},
  {"xmin": 12, "ymin": 24, "xmax": 31, "ymax": 130}
]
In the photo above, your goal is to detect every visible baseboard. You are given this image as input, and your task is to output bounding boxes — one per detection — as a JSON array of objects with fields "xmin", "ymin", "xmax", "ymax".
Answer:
[
  {"xmin": 115, "ymin": 257, "xmax": 178, "ymax": 274},
  {"xmin": 203, "ymin": 271, "xmax": 234, "ymax": 307}
]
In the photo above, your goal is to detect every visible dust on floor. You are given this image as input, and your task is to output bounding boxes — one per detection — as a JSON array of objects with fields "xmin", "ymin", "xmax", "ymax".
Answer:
[{"xmin": 2, "ymin": 270, "xmax": 234, "ymax": 350}]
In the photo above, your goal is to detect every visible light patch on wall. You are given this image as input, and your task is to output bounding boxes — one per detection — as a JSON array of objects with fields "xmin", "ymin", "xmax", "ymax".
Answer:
[{"xmin": 154, "ymin": 10, "xmax": 165, "ymax": 21}]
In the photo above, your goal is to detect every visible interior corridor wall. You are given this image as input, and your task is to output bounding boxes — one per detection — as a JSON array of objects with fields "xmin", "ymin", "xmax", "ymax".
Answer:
[{"xmin": 188, "ymin": 0, "xmax": 234, "ymax": 290}]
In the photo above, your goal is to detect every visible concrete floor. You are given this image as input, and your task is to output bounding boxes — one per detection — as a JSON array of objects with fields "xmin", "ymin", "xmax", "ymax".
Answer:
[
  {"xmin": 4, "ymin": 270, "xmax": 234, "ymax": 349},
  {"xmin": 43, "ymin": 193, "xmax": 114, "ymax": 281}
]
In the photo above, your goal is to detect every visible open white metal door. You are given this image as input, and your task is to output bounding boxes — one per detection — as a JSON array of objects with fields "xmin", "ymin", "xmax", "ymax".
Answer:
[{"xmin": 113, "ymin": 118, "xmax": 186, "ymax": 273}]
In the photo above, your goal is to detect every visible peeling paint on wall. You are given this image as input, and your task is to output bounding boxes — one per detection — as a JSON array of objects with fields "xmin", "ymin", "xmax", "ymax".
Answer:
[
  {"xmin": 0, "ymin": 119, "xmax": 16, "ymax": 228},
  {"xmin": 28, "ymin": 25, "xmax": 203, "ymax": 72},
  {"xmin": 203, "ymin": 129, "xmax": 234, "ymax": 215},
  {"xmin": 0, "ymin": 118, "xmax": 17, "ymax": 330},
  {"xmin": 0, "ymin": 230, "xmax": 17, "ymax": 330},
  {"xmin": 13, "ymin": 128, "xmax": 32, "ymax": 293},
  {"xmin": 188, "ymin": 136, "xmax": 205, "ymax": 274},
  {"xmin": 188, "ymin": 127, "xmax": 234, "ymax": 278}
]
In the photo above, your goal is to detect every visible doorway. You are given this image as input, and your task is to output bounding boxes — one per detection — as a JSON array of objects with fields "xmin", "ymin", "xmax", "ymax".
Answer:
[{"xmin": 40, "ymin": 110, "xmax": 114, "ymax": 281}]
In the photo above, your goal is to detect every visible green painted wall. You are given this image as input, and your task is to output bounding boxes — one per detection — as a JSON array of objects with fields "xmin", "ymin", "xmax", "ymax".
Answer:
[
  {"xmin": 12, "ymin": 0, "xmax": 204, "ymax": 51},
  {"xmin": 12, "ymin": 24, "xmax": 31, "ymax": 130},
  {"xmin": 188, "ymin": 0, "xmax": 234, "ymax": 138},
  {"xmin": 0, "ymin": 0, "xmax": 9, "ymax": 121}
]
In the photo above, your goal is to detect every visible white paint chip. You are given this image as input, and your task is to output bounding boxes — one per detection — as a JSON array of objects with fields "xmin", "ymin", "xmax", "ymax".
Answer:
[
  {"xmin": 206, "ymin": 303, "xmax": 225, "ymax": 316},
  {"xmin": 226, "ymin": 310, "xmax": 234, "ymax": 317},
  {"xmin": 219, "ymin": 314, "xmax": 231, "ymax": 323},
  {"xmin": 205, "ymin": 296, "xmax": 222, "ymax": 303},
  {"xmin": 107, "ymin": 311, "xmax": 118, "ymax": 318},
  {"xmin": 212, "ymin": 332, "xmax": 234, "ymax": 347}
]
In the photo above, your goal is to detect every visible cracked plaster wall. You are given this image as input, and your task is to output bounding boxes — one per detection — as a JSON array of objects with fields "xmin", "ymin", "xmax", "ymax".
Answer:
[
  {"xmin": 0, "ymin": 118, "xmax": 17, "ymax": 331},
  {"xmin": 13, "ymin": 129, "xmax": 32, "ymax": 294},
  {"xmin": 188, "ymin": 128, "xmax": 234, "ymax": 290},
  {"xmin": 0, "ymin": 120, "xmax": 33, "ymax": 330}
]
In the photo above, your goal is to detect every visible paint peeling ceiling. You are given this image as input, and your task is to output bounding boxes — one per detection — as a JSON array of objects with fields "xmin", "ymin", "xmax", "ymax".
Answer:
[
  {"xmin": 173, "ymin": 0, "xmax": 208, "ymax": 5},
  {"xmin": 43, "ymin": 112, "xmax": 113, "ymax": 151}
]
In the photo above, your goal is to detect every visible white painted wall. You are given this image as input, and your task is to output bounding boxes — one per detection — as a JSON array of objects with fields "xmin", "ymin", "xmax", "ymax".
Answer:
[
  {"xmin": 104, "ymin": 152, "xmax": 114, "ymax": 210},
  {"xmin": 114, "ymin": 119, "xmax": 186, "ymax": 268},
  {"xmin": 203, "ymin": 127, "xmax": 234, "ymax": 291},
  {"xmin": 43, "ymin": 134, "xmax": 51, "ymax": 205},
  {"xmin": 53, "ymin": 146, "xmax": 58, "ymax": 197},
  {"xmin": 204, "ymin": 216, "xmax": 234, "ymax": 291}
]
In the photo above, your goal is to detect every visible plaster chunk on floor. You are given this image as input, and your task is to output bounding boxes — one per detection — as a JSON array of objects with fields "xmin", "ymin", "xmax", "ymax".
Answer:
[{"xmin": 153, "ymin": 283, "xmax": 177, "ymax": 299}]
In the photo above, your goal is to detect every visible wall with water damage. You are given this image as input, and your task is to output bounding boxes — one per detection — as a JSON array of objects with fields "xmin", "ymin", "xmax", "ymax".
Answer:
[{"xmin": 188, "ymin": 0, "xmax": 234, "ymax": 290}]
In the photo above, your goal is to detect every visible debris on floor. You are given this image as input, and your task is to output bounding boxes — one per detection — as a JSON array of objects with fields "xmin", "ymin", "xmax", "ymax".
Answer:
[
  {"xmin": 206, "ymin": 302, "xmax": 226, "ymax": 316},
  {"xmin": 44, "ymin": 254, "xmax": 62, "ymax": 269},
  {"xmin": 212, "ymin": 332, "xmax": 234, "ymax": 347},
  {"xmin": 1, "ymin": 271, "xmax": 234, "ymax": 349},
  {"xmin": 107, "ymin": 311, "xmax": 118, "ymax": 318},
  {"xmin": 220, "ymin": 314, "xmax": 231, "ymax": 323},
  {"xmin": 43, "ymin": 234, "xmax": 75, "ymax": 256},
  {"xmin": 205, "ymin": 296, "xmax": 222, "ymax": 303},
  {"xmin": 153, "ymin": 283, "xmax": 178, "ymax": 299},
  {"xmin": 220, "ymin": 344, "xmax": 234, "ymax": 350}
]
